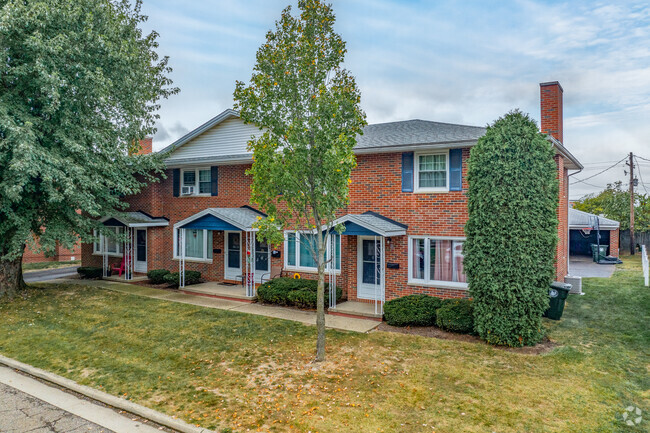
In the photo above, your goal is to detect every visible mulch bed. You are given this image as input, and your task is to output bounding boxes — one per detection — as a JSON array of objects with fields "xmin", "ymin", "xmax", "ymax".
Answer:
[{"xmin": 377, "ymin": 322, "xmax": 557, "ymax": 355}]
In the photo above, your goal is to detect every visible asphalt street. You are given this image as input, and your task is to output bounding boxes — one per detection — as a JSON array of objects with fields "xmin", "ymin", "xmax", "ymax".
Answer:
[{"xmin": 23, "ymin": 266, "xmax": 79, "ymax": 283}]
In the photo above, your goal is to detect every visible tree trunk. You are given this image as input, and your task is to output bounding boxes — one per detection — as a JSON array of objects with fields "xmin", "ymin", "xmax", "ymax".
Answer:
[
  {"xmin": 0, "ymin": 250, "xmax": 26, "ymax": 299},
  {"xmin": 315, "ymin": 263, "xmax": 326, "ymax": 362}
]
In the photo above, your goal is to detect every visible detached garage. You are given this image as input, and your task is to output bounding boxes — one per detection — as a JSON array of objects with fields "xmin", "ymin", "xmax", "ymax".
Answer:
[{"xmin": 569, "ymin": 208, "xmax": 620, "ymax": 257}]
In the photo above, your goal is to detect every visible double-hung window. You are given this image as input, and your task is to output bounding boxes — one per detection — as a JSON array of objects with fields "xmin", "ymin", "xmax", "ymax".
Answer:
[
  {"xmin": 174, "ymin": 228, "xmax": 213, "ymax": 261},
  {"xmin": 409, "ymin": 236, "xmax": 466, "ymax": 287},
  {"xmin": 181, "ymin": 168, "xmax": 212, "ymax": 195},
  {"xmin": 93, "ymin": 227, "xmax": 124, "ymax": 256},
  {"xmin": 285, "ymin": 232, "xmax": 340, "ymax": 271},
  {"xmin": 415, "ymin": 152, "xmax": 448, "ymax": 192}
]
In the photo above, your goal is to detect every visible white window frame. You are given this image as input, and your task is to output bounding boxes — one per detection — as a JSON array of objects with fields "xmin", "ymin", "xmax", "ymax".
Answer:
[
  {"xmin": 92, "ymin": 227, "xmax": 124, "ymax": 257},
  {"xmin": 414, "ymin": 150, "xmax": 450, "ymax": 193},
  {"xmin": 407, "ymin": 235, "xmax": 467, "ymax": 289},
  {"xmin": 173, "ymin": 228, "xmax": 213, "ymax": 263},
  {"xmin": 284, "ymin": 231, "xmax": 341, "ymax": 274},
  {"xmin": 180, "ymin": 167, "xmax": 212, "ymax": 196}
]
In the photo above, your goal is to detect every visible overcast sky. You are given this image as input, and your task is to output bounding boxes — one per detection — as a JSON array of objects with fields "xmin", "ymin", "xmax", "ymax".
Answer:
[{"xmin": 139, "ymin": 0, "xmax": 650, "ymax": 200}]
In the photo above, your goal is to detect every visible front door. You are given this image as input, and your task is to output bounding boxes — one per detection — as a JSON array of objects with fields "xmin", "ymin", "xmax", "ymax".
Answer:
[
  {"xmin": 254, "ymin": 238, "xmax": 270, "ymax": 282},
  {"xmin": 134, "ymin": 229, "xmax": 147, "ymax": 273},
  {"xmin": 357, "ymin": 237, "xmax": 382, "ymax": 300},
  {"xmin": 225, "ymin": 231, "xmax": 242, "ymax": 281}
]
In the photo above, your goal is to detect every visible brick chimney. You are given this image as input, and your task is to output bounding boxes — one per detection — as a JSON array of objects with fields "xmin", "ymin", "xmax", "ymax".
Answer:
[
  {"xmin": 134, "ymin": 136, "xmax": 153, "ymax": 155},
  {"xmin": 540, "ymin": 81, "xmax": 563, "ymax": 143}
]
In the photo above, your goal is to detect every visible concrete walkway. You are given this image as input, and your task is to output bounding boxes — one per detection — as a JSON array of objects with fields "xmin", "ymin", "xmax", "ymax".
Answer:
[
  {"xmin": 43, "ymin": 278, "xmax": 381, "ymax": 333},
  {"xmin": 0, "ymin": 366, "xmax": 160, "ymax": 433},
  {"xmin": 569, "ymin": 255, "xmax": 616, "ymax": 278}
]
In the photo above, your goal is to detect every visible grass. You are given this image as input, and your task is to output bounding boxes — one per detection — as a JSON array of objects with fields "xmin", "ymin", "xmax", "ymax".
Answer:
[
  {"xmin": 1, "ymin": 257, "xmax": 648, "ymax": 432},
  {"xmin": 22, "ymin": 260, "xmax": 80, "ymax": 272}
]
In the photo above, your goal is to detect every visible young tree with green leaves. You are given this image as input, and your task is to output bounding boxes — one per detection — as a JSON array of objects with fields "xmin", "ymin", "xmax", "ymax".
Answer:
[
  {"xmin": 234, "ymin": 0, "xmax": 366, "ymax": 362},
  {"xmin": 0, "ymin": 0, "xmax": 177, "ymax": 297},
  {"xmin": 464, "ymin": 111, "xmax": 558, "ymax": 347}
]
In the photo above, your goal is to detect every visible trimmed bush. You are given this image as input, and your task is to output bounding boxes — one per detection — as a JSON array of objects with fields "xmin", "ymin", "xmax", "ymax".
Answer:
[
  {"xmin": 465, "ymin": 111, "xmax": 558, "ymax": 347},
  {"xmin": 163, "ymin": 271, "xmax": 201, "ymax": 287},
  {"xmin": 77, "ymin": 266, "xmax": 102, "ymax": 279},
  {"xmin": 257, "ymin": 277, "xmax": 342, "ymax": 309},
  {"xmin": 383, "ymin": 294, "xmax": 443, "ymax": 327},
  {"xmin": 147, "ymin": 269, "xmax": 170, "ymax": 284},
  {"xmin": 436, "ymin": 299, "xmax": 475, "ymax": 334}
]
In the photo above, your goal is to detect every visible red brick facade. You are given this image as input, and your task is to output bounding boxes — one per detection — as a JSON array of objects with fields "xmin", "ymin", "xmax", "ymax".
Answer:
[
  {"xmin": 82, "ymin": 82, "xmax": 574, "ymax": 301},
  {"xmin": 24, "ymin": 239, "xmax": 81, "ymax": 264}
]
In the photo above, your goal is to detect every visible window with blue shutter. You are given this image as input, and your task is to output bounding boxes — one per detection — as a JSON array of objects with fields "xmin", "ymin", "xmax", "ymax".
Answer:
[
  {"xmin": 449, "ymin": 148, "xmax": 462, "ymax": 191},
  {"xmin": 211, "ymin": 166, "xmax": 218, "ymax": 196},
  {"xmin": 401, "ymin": 152, "xmax": 414, "ymax": 192},
  {"xmin": 172, "ymin": 168, "xmax": 180, "ymax": 197}
]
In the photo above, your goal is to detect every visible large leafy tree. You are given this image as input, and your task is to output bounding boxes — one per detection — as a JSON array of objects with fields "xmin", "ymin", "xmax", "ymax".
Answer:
[
  {"xmin": 0, "ymin": 0, "xmax": 177, "ymax": 297},
  {"xmin": 574, "ymin": 181, "xmax": 649, "ymax": 231},
  {"xmin": 464, "ymin": 111, "xmax": 558, "ymax": 347},
  {"xmin": 234, "ymin": 0, "xmax": 366, "ymax": 361}
]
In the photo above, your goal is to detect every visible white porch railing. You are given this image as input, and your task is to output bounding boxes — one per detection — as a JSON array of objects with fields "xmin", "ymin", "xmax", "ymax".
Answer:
[
  {"xmin": 642, "ymin": 244, "xmax": 649, "ymax": 287},
  {"xmin": 244, "ymin": 230, "xmax": 257, "ymax": 297},
  {"xmin": 374, "ymin": 235, "xmax": 386, "ymax": 315}
]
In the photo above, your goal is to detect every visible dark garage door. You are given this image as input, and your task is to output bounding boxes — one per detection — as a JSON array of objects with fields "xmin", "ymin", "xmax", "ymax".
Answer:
[{"xmin": 570, "ymin": 229, "xmax": 610, "ymax": 256}]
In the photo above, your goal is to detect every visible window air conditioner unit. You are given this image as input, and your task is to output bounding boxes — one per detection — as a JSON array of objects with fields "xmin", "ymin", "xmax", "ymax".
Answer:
[{"xmin": 181, "ymin": 186, "xmax": 194, "ymax": 196}]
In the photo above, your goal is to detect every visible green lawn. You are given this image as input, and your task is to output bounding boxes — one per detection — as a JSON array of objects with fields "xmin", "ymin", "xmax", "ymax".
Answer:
[
  {"xmin": 1, "ymin": 257, "xmax": 648, "ymax": 433},
  {"xmin": 22, "ymin": 260, "xmax": 80, "ymax": 272}
]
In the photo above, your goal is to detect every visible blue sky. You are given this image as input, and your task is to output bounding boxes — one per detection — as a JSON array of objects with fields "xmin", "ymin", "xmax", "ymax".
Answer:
[{"xmin": 140, "ymin": 0, "xmax": 650, "ymax": 199}]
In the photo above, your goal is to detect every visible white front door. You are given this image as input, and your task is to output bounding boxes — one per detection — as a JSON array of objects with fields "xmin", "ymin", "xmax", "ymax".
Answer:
[
  {"xmin": 224, "ymin": 231, "xmax": 242, "ymax": 281},
  {"xmin": 134, "ymin": 229, "xmax": 147, "ymax": 273},
  {"xmin": 357, "ymin": 236, "xmax": 382, "ymax": 300}
]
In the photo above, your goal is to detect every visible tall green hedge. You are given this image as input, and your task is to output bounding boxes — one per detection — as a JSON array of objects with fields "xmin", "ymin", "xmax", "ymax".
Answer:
[{"xmin": 464, "ymin": 111, "xmax": 558, "ymax": 347}]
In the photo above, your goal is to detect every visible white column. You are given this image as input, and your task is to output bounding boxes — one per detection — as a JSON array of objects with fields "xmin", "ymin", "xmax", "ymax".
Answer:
[
  {"xmin": 179, "ymin": 229, "xmax": 186, "ymax": 288},
  {"xmin": 380, "ymin": 236, "xmax": 386, "ymax": 315},
  {"xmin": 374, "ymin": 235, "xmax": 379, "ymax": 315},
  {"xmin": 328, "ymin": 233, "xmax": 336, "ymax": 309}
]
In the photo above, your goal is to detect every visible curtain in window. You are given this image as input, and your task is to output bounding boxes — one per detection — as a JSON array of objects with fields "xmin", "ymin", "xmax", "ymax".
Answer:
[
  {"xmin": 432, "ymin": 240, "xmax": 453, "ymax": 282},
  {"xmin": 185, "ymin": 229, "xmax": 203, "ymax": 258},
  {"xmin": 287, "ymin": 233, "xmax": 296, "ymax": 266},
  {"xmin": 454, "ymin": 241, "xmax": 466, "ymax": 283},
  {"xmin": 412, "ymin": 238, "xmax": 425, "ymax": 279},
  {"xmin": 299, "ymin": 233, "xmax": 317, "ymax": 268}
]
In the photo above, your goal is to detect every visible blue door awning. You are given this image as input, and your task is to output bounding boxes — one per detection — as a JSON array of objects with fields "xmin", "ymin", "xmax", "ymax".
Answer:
[{"xmin": 182, "ymin": 214, "xmax": 240, "ymax": 231}]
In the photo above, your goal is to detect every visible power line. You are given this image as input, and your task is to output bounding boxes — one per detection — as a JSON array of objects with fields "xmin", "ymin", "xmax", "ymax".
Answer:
[
  {"xmin": 634, "ymin": 156, "xmax": 649, "ymax": 194},
  {"xmin": 570, "ymin": 156, "xmax": 628, "ymax": 185},
  {"xmin": 636, "ymin": 155, "xmax": 650, "ymax": 163}
]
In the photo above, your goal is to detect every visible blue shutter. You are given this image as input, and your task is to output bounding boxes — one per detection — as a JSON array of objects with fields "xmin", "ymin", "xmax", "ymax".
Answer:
[
  {"xmin": 449, "ymin": 148, "xmax": 462, "ymax": 191},
  {"xmin": 401, "ymin": 152, "xmax": 414, "ymax": 192},
  {"xmin": 172, "ymin": 168, "xmax": 180, "ymax": 197},
  {"xmin": 211, "ymin": 166, "xmax": 218, "ymax": 196}
]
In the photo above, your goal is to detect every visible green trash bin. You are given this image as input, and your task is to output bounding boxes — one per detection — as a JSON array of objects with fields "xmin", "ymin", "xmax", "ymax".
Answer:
[
  {"xmin": 543, "ymin": 282, "xmax": 572, "ymax": 320},
  {"xmin": 590, "ymin": 244, "xmax": 608, "ymax": 262}
]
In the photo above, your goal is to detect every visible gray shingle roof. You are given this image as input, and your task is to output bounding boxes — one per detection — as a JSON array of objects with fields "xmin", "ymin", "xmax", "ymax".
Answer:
[
  {"xmin": 333, "ymin": 212, "xmax": 408, "ymax": 237},
  {"xmin": 569, "ymin": 208, "xmax": 620, "ymax": 230},
  {"xmin": 355, "ymin": 119, "xmax": 486, "ymax": 150}
]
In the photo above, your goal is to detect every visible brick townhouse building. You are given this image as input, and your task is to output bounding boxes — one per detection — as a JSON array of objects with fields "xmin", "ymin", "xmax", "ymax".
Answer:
[{"xmin": 82, "ymin": 81, "xmax": 582, "ymax": 311}]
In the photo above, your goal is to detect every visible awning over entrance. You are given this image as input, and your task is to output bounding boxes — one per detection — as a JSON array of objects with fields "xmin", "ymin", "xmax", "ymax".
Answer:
[
  {"xmin": 331, "ymin": 211, "xmax": 407, "ymax": 237},
  {"xmin": 101, "ymin": 211, "xmax": 169, "ymax": 228},
  {"xmin": 569, "ymin": 208, "xmax": 619, "ymax": 231},
  {"xmin": 174, "ymin": 206, "xmax": 265, "ymax": 231}
]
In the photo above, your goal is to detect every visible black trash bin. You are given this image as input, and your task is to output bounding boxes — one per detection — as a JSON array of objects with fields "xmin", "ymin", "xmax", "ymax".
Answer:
[{"xmin": 543, "ymin": 282, "xmax": 572, "ymax": 320}]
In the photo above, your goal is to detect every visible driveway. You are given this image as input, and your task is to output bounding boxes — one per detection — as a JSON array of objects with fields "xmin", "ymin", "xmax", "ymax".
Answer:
[
  {"xmin": 569, "ymin": 255, "xmax": 616, "ymax": 278},
  {"xmin": 24, "ymin": 266, "xmax": 79, "ymax": 283}
]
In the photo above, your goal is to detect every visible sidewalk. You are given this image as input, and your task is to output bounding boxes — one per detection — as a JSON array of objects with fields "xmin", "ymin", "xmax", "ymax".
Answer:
[
  {"xmin": 44, "ymin": 278, "xmax": 382, "ymax": 333},
  {"xmin": 0, "ymin": 365, "xmax": 160, "ymax": 433}
]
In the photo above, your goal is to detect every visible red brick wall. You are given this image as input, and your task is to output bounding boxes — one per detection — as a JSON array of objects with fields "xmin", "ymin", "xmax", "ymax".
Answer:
[
  {"xmin": 555, "ymin": 155, "xmax": 569, "ymax": 280},
  {"xmin": 82, "ymin": 145, "xmax": 567, "ymax": 302},
  {"xmin": 610, "ymin": 228, "xmax": 620, "ymax": 257},
  {"xmin": 24, "ymin": 238, "xmax": 82, "ymax": 264},
  {"xmin": 541, "ymin": 82, "xmax": 563, "ymax": 143}
]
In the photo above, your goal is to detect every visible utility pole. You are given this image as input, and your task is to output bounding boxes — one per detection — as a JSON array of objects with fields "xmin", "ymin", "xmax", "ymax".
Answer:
[{"xmin": 629, "ymin": 152, "xmax": 635, "ymax": 255}]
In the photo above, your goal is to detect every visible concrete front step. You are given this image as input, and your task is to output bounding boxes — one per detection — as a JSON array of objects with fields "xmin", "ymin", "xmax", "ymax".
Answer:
[
  {"xmin": 329, "ymin": 300, "xmax": 384, "ymax": 321},
  {"xmin": 181, "ymin": 282, "xmax": 255, "ymax": 302}
]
